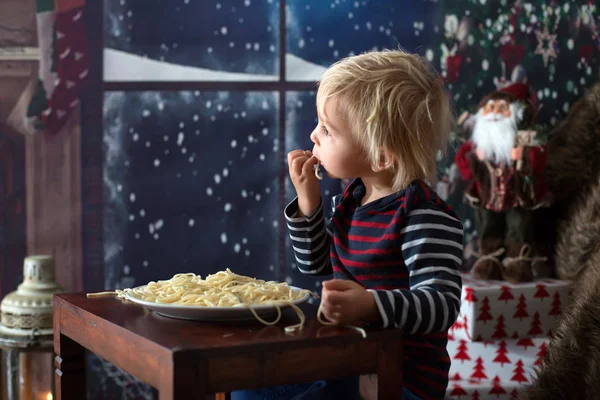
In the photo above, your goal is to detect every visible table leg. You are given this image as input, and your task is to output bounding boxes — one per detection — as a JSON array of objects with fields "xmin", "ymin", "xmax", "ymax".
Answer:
[
  {"xmin": 1, "ymin": 348, "xmax": 19, "ymax": 400},
  {"xmin": 159, "ymin": 362, "xmax": 207, "ymax": 400},
  {"xmin": 376, "ymin": 339, "xmax": 403, "ymax": 400},
  {"xmin": 55, "ymin": 334, "xmax": 86, "ymax": 400}
]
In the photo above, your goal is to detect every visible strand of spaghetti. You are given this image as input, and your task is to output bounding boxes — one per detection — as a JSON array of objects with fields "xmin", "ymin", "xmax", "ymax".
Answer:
[
  {"xmin": 86, "ymin": 291, "xmax": 118, "ymax": 298},
  {"xmin": 317, "ymin": 304, "xmax": 336, "ymax": 326},
  {"xmin": 316, "ymin": 304, "xmax": 367, "ymax": 339},
  {"xmin": 283, "ymin": 302, "xmax": 306, "ymax": 333},
  {"xmin": 246, "ymin": 304, "xmax": 282, "ymax": 326}
]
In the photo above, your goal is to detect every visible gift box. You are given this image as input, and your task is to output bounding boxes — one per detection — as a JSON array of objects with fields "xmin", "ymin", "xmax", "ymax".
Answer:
[
  {"xmin": 451, "ymin": 274, "xmax": 570, "ymax": 341},
  {"xmin": 447, "ymin": 336, "xmax": 546, "ymax": 386},
  {"xmin": 446, "ymin": 377, "xmax": 525, "ymax": 400}
]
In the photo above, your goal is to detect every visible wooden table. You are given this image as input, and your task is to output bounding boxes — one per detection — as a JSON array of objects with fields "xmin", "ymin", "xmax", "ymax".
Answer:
[{"xmin": 53, "ymin": 293, "xmax": 403, "ymax": 400}]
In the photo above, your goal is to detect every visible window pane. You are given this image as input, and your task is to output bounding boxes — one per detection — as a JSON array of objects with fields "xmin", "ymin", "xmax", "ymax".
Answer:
[
  {"xmin": 103, "ymin": 91, "xmax": 280, "ymax": 290},
  {"xmin": 104, "ymin": 0, "xmax": 279, "ymax": 81},
  {"xmin": 284, "ymin": 91, "xmax": 343, "ymax": 293},
  {"xmin": 286, "ymin": 1, "xmax": 438, "ymax": 81}
]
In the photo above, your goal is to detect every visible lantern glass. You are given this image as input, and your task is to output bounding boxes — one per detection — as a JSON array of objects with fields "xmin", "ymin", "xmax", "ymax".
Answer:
[{"xmin": 0, "ymin": 335, "xmax": 55, "ymax": 400}]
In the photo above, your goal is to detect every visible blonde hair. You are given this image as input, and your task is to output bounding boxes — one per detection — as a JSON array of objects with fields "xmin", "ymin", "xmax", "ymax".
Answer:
[{"xmin": 317, "ymin": 49, "xmax": 454, "ymax": 191}]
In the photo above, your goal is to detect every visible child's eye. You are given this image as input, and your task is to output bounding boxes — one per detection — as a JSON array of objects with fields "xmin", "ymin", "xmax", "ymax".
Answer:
[{"xmin": 321, "ymin": 126, "xmax": 330, "ymax": 136}]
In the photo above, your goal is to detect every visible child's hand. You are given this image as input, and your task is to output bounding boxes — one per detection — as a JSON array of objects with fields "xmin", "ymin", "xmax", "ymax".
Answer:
[
  {"xmin": 287, "ymin": 149, "xmax": 321, "ymax": 216},
  {"xmin": 320, "ymin": 279, "xmax": 381, "ymax": 325}
]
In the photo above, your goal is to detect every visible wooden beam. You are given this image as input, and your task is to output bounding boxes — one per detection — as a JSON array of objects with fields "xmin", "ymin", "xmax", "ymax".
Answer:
[{"xmin": 80, "ymin": 0, "xmax": 105, "ymax": 293}]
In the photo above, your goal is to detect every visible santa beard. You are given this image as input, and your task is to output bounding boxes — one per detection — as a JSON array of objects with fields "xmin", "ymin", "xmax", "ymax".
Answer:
[{"xmin": 471, "ymin": 106, "xmax": 519, "ymax": 164}]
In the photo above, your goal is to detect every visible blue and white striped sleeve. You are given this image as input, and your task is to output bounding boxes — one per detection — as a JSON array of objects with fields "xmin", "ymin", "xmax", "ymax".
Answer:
[
  {"xmin": 367, "ymin": 204, "xmax": 463, "ymax": 333},
  {"xmin": 284, "ymin": 197, "xmax": 333, "ymax": 276}
]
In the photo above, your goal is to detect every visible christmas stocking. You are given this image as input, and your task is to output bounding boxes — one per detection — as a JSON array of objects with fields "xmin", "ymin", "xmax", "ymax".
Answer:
[{"xmin": 26, "ymin": 0, "xmax": 88, "ymax": 135}]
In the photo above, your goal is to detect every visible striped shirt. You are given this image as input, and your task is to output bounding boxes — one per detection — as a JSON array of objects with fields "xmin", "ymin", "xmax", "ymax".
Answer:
[{"xmin": 285, "ymin": 179, "xmax": 463, "ymax": 400}]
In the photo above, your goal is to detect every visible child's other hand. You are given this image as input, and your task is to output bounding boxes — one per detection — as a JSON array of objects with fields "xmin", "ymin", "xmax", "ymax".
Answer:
[
  {"xmin": 320, "ymin": 279, "xmax": 380, "ymax": 325},
  {"xmin": 287, "ymin": 149, "xmax": 321, "ymax": 216}
]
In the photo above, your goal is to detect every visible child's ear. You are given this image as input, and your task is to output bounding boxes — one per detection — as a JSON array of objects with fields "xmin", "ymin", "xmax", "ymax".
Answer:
[{"xmin": 371, "ymin": 148, "xmax": 395, "ymax": 172}]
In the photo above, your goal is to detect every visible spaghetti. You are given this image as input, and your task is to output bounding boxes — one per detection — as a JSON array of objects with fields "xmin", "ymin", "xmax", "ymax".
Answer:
[
  {"xmin": 87, "ymin": 269, "xmax": 365, "ymax": 337},
  {"xmin": 314, "ymin": 159, "xmax": 324, "ymax": 180}
]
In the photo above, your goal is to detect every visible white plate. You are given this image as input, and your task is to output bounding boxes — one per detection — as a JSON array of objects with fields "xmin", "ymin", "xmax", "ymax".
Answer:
[{"xmin": 124, "ymin": 286, "xmax": 311, "ymax": 321}]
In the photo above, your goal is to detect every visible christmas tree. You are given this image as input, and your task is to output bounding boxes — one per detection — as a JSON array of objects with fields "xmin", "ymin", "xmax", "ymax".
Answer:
[
  {"xmin": 435, "ymin": 0, "xmax": 600, "ymax": 240},
  {"xmin": 477, "ymin": 297, "xmax": 493, "ymax": 324},
  {"xmin": 514, "ymin": 293, "xmax": 529, "ymax": 320},
  {"xmin": 511, "ymin": 359, "xmax": 529, "ymax": 383},
  {"xmin": 517, "ymin": 338, "xmax": 535, "ymax": 350},
  {"xmin": 510, "ymin": 388, "xmax": 520, "ymax": 400},
  {"xmin": 489, "ymin": 375, "xmax": 507, "ymax": 396},
  {"xmin": 450, "ymin": 372, "xmax": 463, "ymax": 381},
  {"xmin": 454, "ymin": 340, "xmax": 472, "ymax": 363},
  {"xmin": 493, "ymin": 340, "xmax": 511, "ymax": 366},
  {"xmin": 549, "ymin": 291, "xmax": 562, "ymax": 316},
  {"xmin": 534, "ymin": 284, "xmax": 551, "ymax": 301},
  {"xmin": 498, "ymin": 285, "xmax": 515, "ymax": 303},
  {"xmin": 492, "ymin": 315, "xmax": 507, "ymax": 339},
  {"xmin": 436, "ymin": 0, "xmax": 599, "ymax": 127},
  {"xmin": 534, "ymin": 342, "xmax": 548, "ymax": 366},
  {"xmin": 464, "ymin": 287, "xmax": 477, "ymax": 303},
  {"xmin": 470, "ymin": 357, "xmax": 488, "ymax": 381},
  {"xmin": 449, "ymin": 384, "xmax": 468, "ymax": 398},
  {"xmin": 528, "ymin": 312, "xmax": 544, "ymax": 336}
]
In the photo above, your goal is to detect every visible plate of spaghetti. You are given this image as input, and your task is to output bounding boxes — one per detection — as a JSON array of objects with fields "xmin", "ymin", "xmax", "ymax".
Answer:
[{"xmin": 87, "ymin": 269, "xmax": 314, "ymax": 330}]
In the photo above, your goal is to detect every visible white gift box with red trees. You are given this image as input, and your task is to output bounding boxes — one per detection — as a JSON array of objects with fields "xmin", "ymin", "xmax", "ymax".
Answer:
[
  {"xmin": 445, "ymin": 337, "xmax": 548, "ymax": 399},
  {"xmin": 450, "ymin": 274, "xmax": 570, "ymax": 342}
]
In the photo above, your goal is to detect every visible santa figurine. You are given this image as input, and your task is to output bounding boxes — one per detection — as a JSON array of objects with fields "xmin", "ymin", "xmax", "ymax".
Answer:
[{"xmin": 455, "ymin": 83, "xmax": 550, "ymax": 283}]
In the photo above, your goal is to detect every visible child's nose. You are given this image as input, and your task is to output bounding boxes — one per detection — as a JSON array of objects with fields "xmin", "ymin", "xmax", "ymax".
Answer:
[{"xmin": 310, "ymin": 129, "xmax": 318, "ymax": 144}]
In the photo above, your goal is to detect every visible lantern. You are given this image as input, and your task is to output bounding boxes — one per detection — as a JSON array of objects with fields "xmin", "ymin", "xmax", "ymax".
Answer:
[{"xmin": 0, "ymin": 255, "xmax": 62, "ymax": 400}]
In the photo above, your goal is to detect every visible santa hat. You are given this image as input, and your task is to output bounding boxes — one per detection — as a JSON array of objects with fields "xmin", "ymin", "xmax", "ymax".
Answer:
[
  {"xmin": 477, "ymin": 82, "xmax": 535, "ymax": 111},
  {"xmin": 498, "ymin": 82, "xmax": 532, "ymax": 104}
]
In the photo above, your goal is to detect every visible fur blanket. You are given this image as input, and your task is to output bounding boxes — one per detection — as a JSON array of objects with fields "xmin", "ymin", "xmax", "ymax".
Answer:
[
  {"xmin": 519, "ymin": 81, "xmax": 600, "ymax": 399},
  {"xmin": 544, "ymin": 81, "xmax": 600, "ymax": 208},
  {"xmin": 531, "ymin": 81, "xmax": 600, "ymax": 268},
  {"xmin": 520, "ymin": 176, "xmax": 600, "ymax": 399}
]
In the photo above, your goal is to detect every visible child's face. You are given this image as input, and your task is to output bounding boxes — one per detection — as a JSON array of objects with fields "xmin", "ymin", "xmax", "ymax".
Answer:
[{"xmin": 310, "ymin": 97, "xmax": 370, "ymax": 180}]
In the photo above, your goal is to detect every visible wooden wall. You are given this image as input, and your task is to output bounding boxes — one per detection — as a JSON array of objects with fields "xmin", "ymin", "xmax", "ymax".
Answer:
[
  {"xmin": 1, "ymin": 0, "xmax": 83, "ymax": 295},
  {"xmin": 25, "ymin": 112, "xmax": 83, "ymax": 293}
]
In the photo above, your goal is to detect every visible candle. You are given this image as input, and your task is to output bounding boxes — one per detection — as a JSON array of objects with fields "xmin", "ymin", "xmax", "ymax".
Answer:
[{"xmin": 47, "ymin": 393, "xmax": 53, "ymax": 400}]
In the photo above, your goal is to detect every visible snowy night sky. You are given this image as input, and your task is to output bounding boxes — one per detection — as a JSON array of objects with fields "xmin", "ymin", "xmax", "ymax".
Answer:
[
  {"xmin": 104, "ymin": 0, "xmax": 279, "ymax": 77},
  {"xmin": 104, "ymin": 0, "xmax": 438, "ymax": 81},
  {"xmin": 103, "ymin": 91, "xmax": 280, "ymax": 289}
]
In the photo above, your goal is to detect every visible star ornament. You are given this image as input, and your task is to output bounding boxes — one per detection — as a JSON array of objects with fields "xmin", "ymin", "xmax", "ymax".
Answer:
[{"xmin": 534, "ymin": 27, "xmax": 558, "ymax": 67}]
